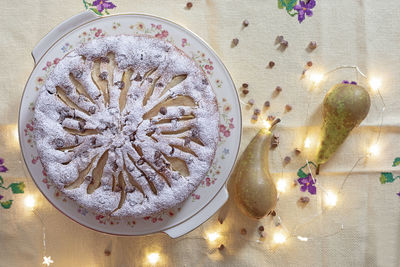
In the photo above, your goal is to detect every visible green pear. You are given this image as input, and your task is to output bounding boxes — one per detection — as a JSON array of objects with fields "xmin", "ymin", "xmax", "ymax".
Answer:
[
  {"xmin": 233, "ymin": 119, "xmax": 280, "ymax": 219},
  {"xmin": 316, "ymin": 83, "xmax": 371, "ymax": 172}
]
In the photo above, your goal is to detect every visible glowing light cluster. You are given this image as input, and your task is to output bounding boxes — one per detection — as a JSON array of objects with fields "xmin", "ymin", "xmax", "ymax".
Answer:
[
  {"xmin": 147, "ymin": 252, "xmax": 160, "ymax": 265},
  {"xmin": 206, "ymin": 232, "xmax": 220, "ymax": 242},
  {"xmin": 369, "ymin": 77, "xmax": 382, "ymax": 91},
  {"xmin": 276, "ymin": 179, "xmax": 288, "ymax": 193},
  {"xmin": 324, "ymin": 191, "xmax": 338, "ymax": 207},
  {"xmin": 24, "ymin": 195, "xmax": 35, "ymax": 208},
  {"xmin": 273, "ymin": 230, "xmax": 287, "ymax": 244}
]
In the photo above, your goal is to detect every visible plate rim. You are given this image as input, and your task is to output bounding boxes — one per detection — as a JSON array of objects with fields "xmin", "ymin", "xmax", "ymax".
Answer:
[{"xmin": 18, "ymin": 12, "xmax": 242, "ymax": 236}]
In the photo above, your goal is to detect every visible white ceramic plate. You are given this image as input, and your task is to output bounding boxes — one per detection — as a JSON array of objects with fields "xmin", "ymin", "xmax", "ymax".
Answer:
[{"xmin": 19, "ymin": 11, "xmax": 241, "ymax": 237}]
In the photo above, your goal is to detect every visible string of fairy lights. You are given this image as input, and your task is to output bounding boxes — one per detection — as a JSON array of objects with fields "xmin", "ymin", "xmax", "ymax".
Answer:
[{"xmin": 20, "ymin": 65, "xmax": 385, "ymax": 265}]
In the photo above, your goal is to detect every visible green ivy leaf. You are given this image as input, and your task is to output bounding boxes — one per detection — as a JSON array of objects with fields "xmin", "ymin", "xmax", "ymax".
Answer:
[
  {"xmin": 1, "ymin": 200, "xmax": 13, "ymax": 209},
  {"xmin": 284, "ymin": 0, "xmax": 298, "ymax": 11},
  {"xmin": 380, "ymin": 172, "xmax": 395, "ymax": 184},
  {"xmin": 393, "ymin": 158, "xmax": 400, "ymax": 167},
  {"xmin": 0, "ymin": 176, "xmax": 3, "ymax": 186},
  {"xmin": 297, "ymin": 167, "xmax": 308, "ymax": 178},
  {"xmin": 8, "ymin": 182, "xmax": 25, "ymax": 194},
  {"xmin": 278, "ymin": 0, "xmax": 284, "ymax": 9},
  {"xmin": 90, "ymin": 8, "xmax": 103, "ymax": 16}
]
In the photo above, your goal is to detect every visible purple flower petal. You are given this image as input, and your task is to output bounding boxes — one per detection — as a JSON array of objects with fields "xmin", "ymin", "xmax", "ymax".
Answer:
[
  {"xmin": 0, "ymin": 166, "xmax": 8, "ymax": 172},
  {"xmin": 0, "ymin": 195, "xmax": 3, "ymax": 200},
  {"xmin": 103, "ymin": 2, "xmax": 116, "ymax": 9},
  {"xmin": 96, "ymin": 4, "xmax": 105, "ymax": 13},
  {"xmin": 305, "ymin": 9, "xmax": 313, "ymax": 17},
  {"xmin": 300, "ymin": 184, "xmax": 308, "ymax": 192},
  {"xmin": 297, "ymin": 11, "xmax": 306, "ymax": 23},
  {"xmin": 293, "ymin": 5, "xmax": 302, "ymax": 11},
  {"xmin": 342, "ymin": 80, "xmax": 349, "ymax": 84},
  {"xmin": 351, "ymin": 81, "xmax": 357, "ymax": 85},
  {"xmin": 92, "ymin": 0, "xmax": 101, "ymax": 5},
  {"xmin": 299, "ymin": 1, "xmax": 306, "ymax": 8},
  {"xmin": 297, "ymin": 177, "xmax": 308, "ymax": 185},
  {"xmin": 306, "ymin": 0, "xmax": 316, "ymax": 9},
  {"xmin": 308, "ymin": 185, "xmax": 317, "ymax": 195},
  {"xmin": 397, "ymin": 192, "xmax": 400, "ymax": 197},
  {"xmin": 0, "ymin": 158, "xmax": 3, "ymax": 165}
]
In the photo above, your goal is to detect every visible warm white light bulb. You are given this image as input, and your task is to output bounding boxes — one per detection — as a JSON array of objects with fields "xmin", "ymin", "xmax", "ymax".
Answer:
[
  {"xmin": 310, "ymin": 73, "xmax": 324, "ymax": 84},
  {"xmin": 206, "ymin": 232, "xmax": 220, "ymax": 242},
  {"xmin": 276, "ymin": 179, "xmax": 287, "ymax": 193},
  {"xmin": 147, "ymin": 252, "xmax": 160, "ymax": 265},
  {"xmin": 324, "ymin": 191, "xmax": 338, "ymax": 207},
  {"xmin": 263, "ymin": 120, "xmax": 271, "ymax": 130},
  {"xmin": 24, "ymin": 195, "xmax": 35, "ymax": 208},
  {"xmin": 304, "ymin": 137, "xmax": 311, "ymax": 148},
  {"xmin": 273, "ymin": 231, "xmax": 287, "ymax": 244},
  {"xmin": 369, "ymin": 77, "xmax": 382, "ymax": 91},
  {"xmin": 297, "ymin": 236, "xmax": 309, "ymax": 242},
  {"xmin": 368, "ymin": 144, "xmax": 379, "ymax": 156}
]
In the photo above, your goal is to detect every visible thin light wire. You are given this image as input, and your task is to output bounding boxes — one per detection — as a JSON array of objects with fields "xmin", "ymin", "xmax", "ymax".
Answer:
[{"xmin": 32, "ymin": 208, "xmax": 47, "ymax": 256}]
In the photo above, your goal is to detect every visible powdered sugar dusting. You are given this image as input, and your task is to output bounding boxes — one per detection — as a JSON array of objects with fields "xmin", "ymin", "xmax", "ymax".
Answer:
[{"xmin": 34, "ymin": 35, "xmax": 219, "ymax": 217}]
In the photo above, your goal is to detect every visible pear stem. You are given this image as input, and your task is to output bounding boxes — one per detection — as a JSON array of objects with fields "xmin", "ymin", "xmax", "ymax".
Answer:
[
  {"xmin": 269, "ymin": 118, "xmax": 281, "ymax": 130},
  {"xmin": 316, "ymin": 164, "xmax": 320, "ymax": 175}
]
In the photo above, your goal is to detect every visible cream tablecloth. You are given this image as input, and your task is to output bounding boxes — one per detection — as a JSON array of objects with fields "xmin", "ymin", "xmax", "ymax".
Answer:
[{"xmin": 1, "ymin": 0, "xmax": 400, "ymax": 266}]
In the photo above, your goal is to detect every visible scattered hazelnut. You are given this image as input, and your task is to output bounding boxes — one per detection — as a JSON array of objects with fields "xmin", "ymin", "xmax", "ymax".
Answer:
[
  {"xmin": 284, "ymin": 156, "xmax": 291, "ymax": 164},
  {"xmin": 300, "ymin": 196, "xmax": 310, "ymax": 204},
  {"xmin": 307, "ymin": 61, "xmax": 313, "ymax": 67},
  {"xmin": 280, "ymin": 40, "xmax": 289, "ymax": 47},
  {"xmin": 218, "ymin": 217, "xmax": 224, "ymax": 224},
  {"xmin": 104, "ymin": 249, "xmax": 111, "ymax": 256},
  {"xmin": 308, "ymin": 41, "xmax": 317, "ymax": 50},
  {"xmin": 218, "ymin": 244, "xmax": 225, "ymax": 251},
  {"xmin": 251, "ymin": 114, "xmax": 258, "ymax": 121},
  {"xmin": 267, "ymin": 115, "xmax": 276, "ymax": 121},
  {"xmin": 232, "ymin": 38, "xmax": 239, "ymax": 46},
  {"xmin": 254, "ymin": 108, "xmax": 261, "ymax": 115},
  {"xmin": 275, "ymin": 86, "xmax": 282, "ymax": 93},
  {"xmin": 285, "ymin": 104, "xmax": 292, "ymax": 112},
  {"xmin": 242, "ymin": 19, "xmax": 249, "ymax": 27},
  {"xmin": 242, "ymin": 83, "xmax": 249, "ymax": 88},
  {"xmin": 242, "ymin": 89, "xmax": 249, "ymax": 95},
  {"xmin": 276, "ymin": 35, "xmax": 284, "ymax": 43},
  {"xmin": 295, "ymin": 148, "xmax": 301, "ymax": 155},
  {"xmin": 186, "ymin": 2, "xmax": 193, "ymax": 8},
  {"xmin": 258, "ymin": 226, "xmax": 264, "ymax": 232},
  {"xmin": 271, "ymin": 134, "xmax": 280, "ymax": 148},
  {"xmin": 269, "ymin": 61, "xmax": 275, "ymax": 68},
  {"xmin": 240, "ymin": 228, "xmax": 247, "ymax": 235},
  {"xmin": 248, "ymin": 98, "xmax": 255, "ymax": 105},
  {"xmin": 264, "ymin": 101, "xmax": 270, "ymax": 108},
  {"xmin": 270, "ymin": 210, "xmax": 276, "ymax": 216}
]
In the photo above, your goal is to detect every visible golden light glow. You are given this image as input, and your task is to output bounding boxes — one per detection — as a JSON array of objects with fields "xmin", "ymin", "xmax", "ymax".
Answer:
[
  {"xmin": 24, "ymin": 195, "xmax": 35, "ymax": 208},
  {"xmin": 147, "ymin": 252, "xmax": 160, "ymax": 265},
  {"xmin": 206, "ymin": 232, "xmax": 220, "ymax": 242},
  {"xmin": 369, "ymin": 77, "xmax": 382, "ymax": 91},
  {"xmin": 273, "ymin": 230, "xmax": 287, "ymax": 244},
  {"xmin": 324, "ymin": 191, "xmax": 338, "ymax": 207},
  {"xmin": 42, "ymin": 256, "xmax": 54, "ymax": 266},
  {"xmin": 309, "ymin": 73, "xmax": 324, "ymax": 84},
  {"xmin": 304, "ymin": 137, "xmax": 311, "ymax": 148},
  {"xmin": 276, "ymin": 179, "xmax": 288, "ymax": 193},
  {"xmin": 262, "ymin": 120, "xmax": 271, "ymax": 130},
  {"xmin": 368, "ymin": 144, "xmax": 379, "ymax": 156}
]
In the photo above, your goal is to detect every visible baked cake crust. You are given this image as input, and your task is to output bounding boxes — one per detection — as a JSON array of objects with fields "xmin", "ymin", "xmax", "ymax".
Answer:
[{"xmin": 34, "ymin": 35, "xmax": 219, "ymax": 217}]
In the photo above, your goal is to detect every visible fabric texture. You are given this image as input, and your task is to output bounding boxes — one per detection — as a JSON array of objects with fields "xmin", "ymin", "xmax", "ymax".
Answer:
[{"xmin": 1, "ymin": 0, "xmax": 400, "ymax": 266}]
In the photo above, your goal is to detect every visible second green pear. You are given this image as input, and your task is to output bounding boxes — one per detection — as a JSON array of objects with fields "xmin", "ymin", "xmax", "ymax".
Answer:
[{"xmin": 316, "ymin": 83, "xmax": 371, "ymax": 170}]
